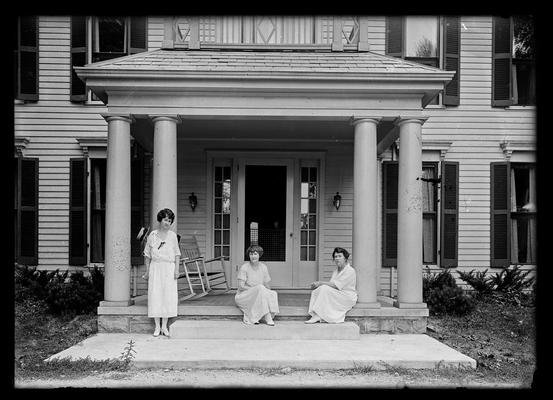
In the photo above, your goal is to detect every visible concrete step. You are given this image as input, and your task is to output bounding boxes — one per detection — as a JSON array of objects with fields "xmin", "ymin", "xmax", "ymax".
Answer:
[
  {"xmin": 46, "ymin": 333, "xmax": 477, "ymax": 370},
  {"xmin": 169, "ymin": 320, "xmax": 360, "ymax": 340}
]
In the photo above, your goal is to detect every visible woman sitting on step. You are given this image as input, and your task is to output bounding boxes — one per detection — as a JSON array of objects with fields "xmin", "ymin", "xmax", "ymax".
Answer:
[
  {"xmin": 235, "ymin": 245, "xmax": 280, "ymax": 326},
  {"xmin": 305, "ymin": 247, "xmax": 358, "ymax": 324}
]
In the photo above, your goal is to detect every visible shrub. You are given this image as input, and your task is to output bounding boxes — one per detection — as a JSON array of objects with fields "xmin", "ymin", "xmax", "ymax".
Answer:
[
  {"xmin": 45, "ymin": 270, "xmax": 103, "ymax": 316},
  {"xmin": 488, "ymin": 265, "xmax": 535, "ymax": 293},
  {"xmin": 423, "ymin": 267, "xmax": 475, "ymax": 316},
  {"xmin": 425, "ymin": 285, "xmax": 475, "ymax": 316},
  {"xmin": 15, "ymin": 263, "xmax": 104, "ymax": 317},
  {"xmin": 14, "ymin": 264, "xmax": 58, "ymax": 303},
  {"xmin": 457, "ymin": 269, "xmax": 494, "ymax": 296}
]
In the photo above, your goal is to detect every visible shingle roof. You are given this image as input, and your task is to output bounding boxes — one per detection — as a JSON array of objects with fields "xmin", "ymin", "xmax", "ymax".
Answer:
[{"xmin": 85, "ymin": 49, "xmax": 445, "ymax": 75}]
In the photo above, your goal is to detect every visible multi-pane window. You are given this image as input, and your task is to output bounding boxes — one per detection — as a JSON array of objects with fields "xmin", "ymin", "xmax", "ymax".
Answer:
[
  {"xmin": 422, "ymin": 164, "xmax": 438, "ymax": 264},
  {"xmin": 512, "ymin": 16, "xmax": 535, "ymax": 106},
  {"xmin": 491, "ymin": 162, "xmax": 536, "ymax": 266},
  {"xmin": 510, "ymin": 164, "xmax": 537, "ymax": 264},
  {"xmin": 71, "ymin": 16, "xmax": 147, "ymax": 102},
  {"xmin": 386, "ymin": 16, "xmax": 460, "ymax": 106},
  {"xmin": 383, "ymin": 161, "xmax": 458, "ymax": 267},
  {"xmin": 14, "ymin": 16, "xmax": 38, "ymax": 101},
  {"xmin": 492, "ymin": 16, "xmax": 535, "ymax": 107},
  {"xmin": 213, "ymin": 166, "xmax": 231, "ymax": 259},
  {"xmin": 300, "ymin": 167, "xmax": 318, "ymax": 261},
  {"xmin": 404, "ymin": 16, "xmax": 440, "ymax": 67},
  {"xmin": 14, "ymin": 157, "xmax": 38, "ymax": 265},
  {"xmin": 69, "ymin": 153, "xmax": 144, "ymax": 265}
]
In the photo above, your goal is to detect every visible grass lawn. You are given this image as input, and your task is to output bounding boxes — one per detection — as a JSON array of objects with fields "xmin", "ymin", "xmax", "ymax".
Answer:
[{"xmin": 13, "ymin": 293, "xmax": 537, "ymax": 387}]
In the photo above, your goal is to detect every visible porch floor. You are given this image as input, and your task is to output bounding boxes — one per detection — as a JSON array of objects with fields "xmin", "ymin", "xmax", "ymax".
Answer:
[{"xmin": 99, "ymin": 291, "xmax": 428, "ymax": 319}]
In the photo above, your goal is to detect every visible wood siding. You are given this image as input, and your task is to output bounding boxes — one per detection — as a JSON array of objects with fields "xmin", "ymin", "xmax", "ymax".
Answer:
[{"xmin": 14, "ymin": 16, "xmax": 536, "ymax": 296}]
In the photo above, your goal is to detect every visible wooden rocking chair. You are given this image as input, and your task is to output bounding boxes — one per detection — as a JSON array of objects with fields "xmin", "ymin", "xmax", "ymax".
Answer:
[{"xmin": 178, "ymin": 235, "xmax": 230, "ymax": 301}]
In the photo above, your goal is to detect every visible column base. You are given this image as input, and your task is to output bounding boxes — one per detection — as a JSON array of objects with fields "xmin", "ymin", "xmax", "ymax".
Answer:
[
  {"xmin": 99, "ymin": 299, "xmax": 135, "ymax": 307},
  {"xmin": 354, "ymin": 302, "xmax": 381, "ymax": 309},
  {"xmin": 393, "ymin": 301, "xmax": 427, "ymax": 309}
]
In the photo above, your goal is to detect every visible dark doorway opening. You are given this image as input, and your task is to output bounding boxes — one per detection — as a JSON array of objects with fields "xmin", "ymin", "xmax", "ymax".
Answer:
[{"xmin": 244, "ymin": 165, "xmax": 286, "ymax": 261}]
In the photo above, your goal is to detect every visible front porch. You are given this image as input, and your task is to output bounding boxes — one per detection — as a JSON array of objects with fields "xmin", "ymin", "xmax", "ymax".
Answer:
[{"xmin": 98, "ymin": 292, "xmax": 428, "ymax": 334}]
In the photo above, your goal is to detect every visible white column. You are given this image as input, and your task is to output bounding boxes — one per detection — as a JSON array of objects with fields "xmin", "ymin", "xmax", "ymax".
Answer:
[
  {"xmin": 102, "ymin": 115, "xmax": 133, "ymax": 306},
  {"xmin": 352, "ymin": 118, "xmax": 381, "ymax": 308},
  {"xmin": 395, "ymin": 117, "xmax": 427, "ymax": 308},
  {"xmin": 150, "ymin": 116, "xmax": 180, "ymax": 233}
]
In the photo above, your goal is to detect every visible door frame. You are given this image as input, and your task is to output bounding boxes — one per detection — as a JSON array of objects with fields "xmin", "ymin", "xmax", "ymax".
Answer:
[
  {"xmin": 206, "ymin": 150, "xmax": 326, "ymax": 289},
  {"xmin": 237, "ymin": 158, "xmax": 294, "ymax": 288}
]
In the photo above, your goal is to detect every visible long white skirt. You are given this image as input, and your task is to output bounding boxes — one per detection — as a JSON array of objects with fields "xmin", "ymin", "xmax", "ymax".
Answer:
[
  {"xmin": 147, "ymin": 260, "xmax": 178, "ymax": 318},
  {"xmin": 235, "ymin": 285, "xmax": 279, "ymax": 323},
  {"xmin": 308, "ymin": 285, "xmax": 357, "ymax": 323}
]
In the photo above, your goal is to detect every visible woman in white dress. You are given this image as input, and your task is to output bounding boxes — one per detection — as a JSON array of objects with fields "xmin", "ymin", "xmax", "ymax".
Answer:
[
  {"xmin": 305, "ymin": 247, "xmax": 358, "ymax": 324},
  {"xmin": 235, "ymin": 245, "xmax": 279, "ymax": 325},
  {"xmin": 142, "ymin": 208, "xmax": 181, "ymax": 337}
]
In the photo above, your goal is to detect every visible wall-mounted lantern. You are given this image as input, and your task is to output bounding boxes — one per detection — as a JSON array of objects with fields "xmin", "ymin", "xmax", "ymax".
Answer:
[
  {"xmin": 333, "ymin": 192, "xmax": 342, "ymax": 211},
  {"xmin": 189, "ymin": 192, "xmax": 198, "ymax": 211}
]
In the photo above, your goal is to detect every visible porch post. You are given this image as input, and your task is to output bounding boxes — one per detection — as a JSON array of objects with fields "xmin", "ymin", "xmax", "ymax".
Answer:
[
  {"xmin": 150, "ymin": 116, "xmax": 180, "ymax": 233},
  {"xmin": 394, "ymin": 117, "xmax": 428, "ymax": 308},
  {"xmin": 352, "ymin": 118, "xmax": 381, "ymax": 308},
  {"xmin": 101, "ymin": 115, "xmax": 134, "ymax": 306}
]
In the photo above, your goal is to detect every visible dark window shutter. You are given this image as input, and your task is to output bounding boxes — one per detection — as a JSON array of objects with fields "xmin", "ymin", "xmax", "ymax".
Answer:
[
  {"xmin": 490, "ymin": 162, "xmax": 510, "ymax": 267},
  {"xmin": 443, "ymin": 16, "xmax": 460, "ymax": 106},
  {"xmin": 69, "ymin": 158, "xmax": 87, "ymax": 265},
  {"xmin": 129, "ymin": 17, "xmax": 147, "ymax": 54},
  {"xmin": 17, "ymin": 16, "xmax": 38, "ymax": 101},
  {"xmin": 492, "ymin": 17, "xmax": 513, "ymax": 107},
  {"xmin": 440, "ymin": 162, "xmax": 459, "ymax": 267},
  {"xmin": 70, "ymin": 16, "xmax": 87, "ymax": 102},
  {"xmin": 385, "ymin": 16, "xmax": 403, "ymax": 57},
  {"xmin": 382, "ymin": 161, "xmax": 398, "ymax": 266},
  {"xmin": 131, "ymin": 157, "xmax": 144, "ymax": 264},
  {"xmin": 15, "ymin": 158, "xmax": 38, "ymax": 265}
]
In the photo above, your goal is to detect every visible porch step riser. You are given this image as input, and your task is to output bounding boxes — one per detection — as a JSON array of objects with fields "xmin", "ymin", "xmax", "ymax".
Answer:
[{"xmin": 169, "ymin": 320, "xmax": 360, "ymax": 340}]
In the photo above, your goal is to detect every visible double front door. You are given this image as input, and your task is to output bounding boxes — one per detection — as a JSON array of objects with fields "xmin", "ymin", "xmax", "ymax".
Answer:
[{"xmin": 221, "ymin": 156, "xmax": 320, "ymax": 289}]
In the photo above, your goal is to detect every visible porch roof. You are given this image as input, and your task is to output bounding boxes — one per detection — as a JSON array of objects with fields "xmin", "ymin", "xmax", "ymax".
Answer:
[
  {"xmin": 75, "ymin": 49, "xmax": 455, "ymax": 111},
  {"xmin": 79, "ymin": 49, "xmax": 449, "ymax": 77}
]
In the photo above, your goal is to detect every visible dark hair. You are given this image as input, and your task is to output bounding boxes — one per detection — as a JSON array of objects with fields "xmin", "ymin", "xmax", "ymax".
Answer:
[
  {"xmin": 332, "ymin": 247, "xmax": 349, "ymax": 259},
  {"xmin": 157, "ymin": 208, "xmax": 175, "ymax": 223},
  {"xmin": 246, "ymin": 244, "xmax": 264, "ymax": 258}
]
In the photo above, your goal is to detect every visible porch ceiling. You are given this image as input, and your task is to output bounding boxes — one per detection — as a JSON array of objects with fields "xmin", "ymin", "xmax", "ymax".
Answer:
[
  {"xmin": 75, "ymin": 49, "xmax": 455, "ymax": 111},
  {"xmin": 131, "ymin": 117, "xmax": 396, "ymax": 153}
]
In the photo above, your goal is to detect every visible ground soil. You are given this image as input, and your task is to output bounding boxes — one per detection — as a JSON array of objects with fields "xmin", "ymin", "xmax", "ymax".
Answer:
[{"xmin": 13, "ymin": 295, "xmax": 538, "ymax": 389}]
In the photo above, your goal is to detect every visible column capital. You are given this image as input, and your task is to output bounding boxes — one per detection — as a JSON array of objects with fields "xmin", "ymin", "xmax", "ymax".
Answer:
[
  {"xmin": 350, "ymin": 117, "xmax": 382, "ymax": 127},
  {"xmin": 101, "ymin": 114, "xmax": 135, "ymax": 123},
  {"xmin": 393, "ymin": 116, "xmax": 429, "ymax": 127},
  {"xmin": 149, "ymin": 115, "xmax": 182, "ymax": 124}
]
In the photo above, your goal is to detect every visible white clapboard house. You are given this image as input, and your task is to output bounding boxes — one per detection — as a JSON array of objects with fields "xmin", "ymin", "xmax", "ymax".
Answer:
[{"xmin": 13, "ymin": 16, "xmax": 536, "ymax": 332}]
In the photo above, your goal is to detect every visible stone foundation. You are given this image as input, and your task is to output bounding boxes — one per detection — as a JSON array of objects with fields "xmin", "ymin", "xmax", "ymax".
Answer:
[{"xmin": 99, "ymin": 315, "xmax": 427, "ymax": 334}]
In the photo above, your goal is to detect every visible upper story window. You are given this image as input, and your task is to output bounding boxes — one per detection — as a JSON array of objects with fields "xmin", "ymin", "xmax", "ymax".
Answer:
[
  {"xmin": 492, "ymin": 15, "xmax": 535, "ymax": 107},
  {"xmin": 404, "ymin": 16, "xmax": 439, "ymax": 64},
  {"xmin": 386, "ymin": 16, "xmax": 460, "ymax": 106},
  {"xmin": 14, "ymin": 16, "xmax": 38, "ymax": 101},
  {"xmin": 71, "ymin": 16, "xmax": 147, "ymax": 102}
]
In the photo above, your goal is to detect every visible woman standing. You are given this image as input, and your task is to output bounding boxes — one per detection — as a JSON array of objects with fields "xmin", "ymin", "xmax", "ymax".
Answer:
[
  {"xmin": 142, "ymin": 208, "xmax": 181, "ymax": 337},
  {"xmin": 305, "ymin": 247, "xmax": 358, "ymax": 324},
  {"xmin": 235, "ymin": 245, "xmax": 279, "ymax": 325}
]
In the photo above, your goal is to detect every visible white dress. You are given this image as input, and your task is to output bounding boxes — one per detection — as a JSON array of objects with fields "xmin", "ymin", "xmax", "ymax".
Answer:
[
  {"xmin": 308, "ymin": 264, "xmax": 358, "ymax": 323},
  {"xmin": 143, "ymin": 230, "xmax": 181, "ymax": 318},
  {"xmin": 234, "ymin": 262, "xmax": 280, "ymax": 324}
]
